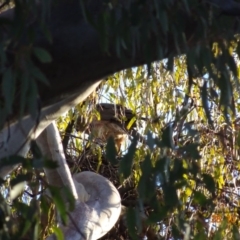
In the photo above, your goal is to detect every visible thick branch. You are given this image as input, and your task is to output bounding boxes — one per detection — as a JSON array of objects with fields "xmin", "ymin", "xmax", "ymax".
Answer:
[
  {"xmin": 0, "ymin": 0, "xmax": 238, "ymax": 122},
  {"xmin": 0, "ymin": 81, "xmax": 101, "ymax": 177},
  {"xmin": 36, "ymin": 122, "xmax": 80, "ymax": 201}
]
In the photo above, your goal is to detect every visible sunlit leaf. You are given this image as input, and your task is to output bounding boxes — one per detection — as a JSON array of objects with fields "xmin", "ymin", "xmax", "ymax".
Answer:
[{"xmin": 52, "ymin": 227, "xmax": 64, "ymax": 240}]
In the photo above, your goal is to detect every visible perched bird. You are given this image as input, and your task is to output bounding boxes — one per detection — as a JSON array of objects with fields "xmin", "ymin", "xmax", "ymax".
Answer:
[{"xmin": 76, "ymin": 103, "xmax": 142, "ymax": 152}]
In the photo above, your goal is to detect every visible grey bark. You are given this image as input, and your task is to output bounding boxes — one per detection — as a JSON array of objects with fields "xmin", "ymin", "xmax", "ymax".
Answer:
[{"xmin": 0, "ymin": 81, "xmax": 101, "ymax": 177}]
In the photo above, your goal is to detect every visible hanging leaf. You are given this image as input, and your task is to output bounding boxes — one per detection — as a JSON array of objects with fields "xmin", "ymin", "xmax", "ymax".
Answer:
[
  {"xmin": 106, "ymin": 137, "xmax": 118, "ymax": 165},
  {"xmin": 119, "ymin": 137, "xmax": 137, "ymax": 179},
  {"xmin": 33, "ymin": 47, "xmax": 52, "ymax": 63}
]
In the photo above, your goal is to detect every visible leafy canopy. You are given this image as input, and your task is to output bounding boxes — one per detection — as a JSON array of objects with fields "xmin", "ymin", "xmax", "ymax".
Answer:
[{"xmin": 0, "ymin": 0, "xmax": 240, "ymax": 239}]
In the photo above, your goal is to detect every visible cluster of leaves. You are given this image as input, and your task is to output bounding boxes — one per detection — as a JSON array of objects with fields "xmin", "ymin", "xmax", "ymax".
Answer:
[
  {"xmin": 1, "ymin": 57, "xmax": 240, "ymax": 239},
  {"xmin": 0, "ymin": 0, "xmax": 52, "ymax": 127},
  {"xmin": 0, "ymin": 139, "xmax": 80, "ymax": 240},
  {"xmin": 54, "ymin": 56, "xmax": 240, "ymax": 239},
  {"xmin": 82, "ymin": 0, "xmax": 240, "ymax": 103}
]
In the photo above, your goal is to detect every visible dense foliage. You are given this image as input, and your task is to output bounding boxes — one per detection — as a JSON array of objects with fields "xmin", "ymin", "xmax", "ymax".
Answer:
[
  {"xmin": 1, "ymin": 0, "xmax": 240, "ymax": 239},
  {"xmin": 64, "ymin": 60, "xmax": 240, "ymax": 239}
]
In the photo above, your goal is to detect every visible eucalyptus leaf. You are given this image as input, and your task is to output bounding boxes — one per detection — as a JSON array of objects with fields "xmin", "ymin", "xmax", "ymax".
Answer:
[{"xmin": 33, "ymin": 47, "xmax": 52, "ymax": 63}]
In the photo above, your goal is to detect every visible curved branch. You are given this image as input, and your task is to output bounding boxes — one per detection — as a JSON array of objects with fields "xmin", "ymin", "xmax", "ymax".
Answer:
[
  {"xmin": 59, "ymin": 172, "xmax": 121, "ymax": 240},
  {"xmin": 36, "ymin": 122, "xmax": 79, "ymax": 200},
  {"xmin": 0, "ymin": 0, "xmax": 238, "ymax": 123},
  {"xmin": 35, "ymin": 122, "xmax": 121, "ymax": 239}
]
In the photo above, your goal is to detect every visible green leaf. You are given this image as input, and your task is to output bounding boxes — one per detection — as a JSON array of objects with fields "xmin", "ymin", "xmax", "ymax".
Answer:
[
  {"xmin": 30, "ymin": 141, "xmax": 42, "ymax": 159},
  {"xmin": 52, "ymin": 226, "xmax": 64, "ymax": 240},
  {"xmin": 49, "ymin": 186, "xmax": 67, "ymax": 224},
  {"xmin": 138, "ymin": 154, "xmax": 153, "ymax": 199},
  {"xmin": 43, "ymin": 159, "xmax": 59, "ymax": 169},
  {"xmin": 163, "ymin": 185, "xmax": 179, "ymax": 208},
  {"xmin": 193, "ymin": 191, "xmax": 208, "ymax": 205},
  {"xmin": 2, "ymin": 67, "xmax": 15, "ymax": 114},
  {"xmin": 201, "ymin": 81, "xmax": 213, "ymax": 126},
  {"xmin": 0, "ymin": 155, "xmax": 28, "ymax": 168},
  {"xmin": 62, "ymin": 186, "xmax": 76, "ymax": 212},
  {"xmin": 40, "ymin": 195, "xmax": 51, "ymax": 214},
  {"xmin": 106, "ymin": 137, "xmax": 117, "ymax": 165},
  {"xmin": 40, "ymin": 23, "xmax": 53, "ymax": 44},
  {"xmin": 15, "ymin": 203, "xmax": 33, "ymax": 237},
  {"xmin": 232, "ymin": 225, "xmax": 240, "ymax": 240},
  {"xmin": 228, "ymin": 55, "xmax": 237, "ymax": 77},
  {"xmin": 126, "ymin": 208, "xmax": 138, "ymax": 240},
  {"xmin": 10, "ymin": 173, "xmax": 31, "ymax": 187},
  {"xmin": 171, "ymin": 158, "xmax": 186, "ymax": 182},
  {"xmin": 126, "ymin": 116, "xmax": 136, "ymax": 130},
  {"xmin": 20, "ymin": 74, "xmax": 30, "ymax": 117},
  {"xmin": 120, "ymin": 137, "xmax": 137, "ymax": 179},
  {"xmin": 30, "ymin": 65, "xmax": 49, "ymax": 85},
  {"xmin": 33, "ymin": 47, "xmax": 52, "ymax": 63},
  {"xmin": 202, "ymin": 173, "xmax": 216, "ymax": 196},
  {"xmin": 179, "ymin": 143, "xmax": 201, "ymax": 160},
  {"xmin": 162, "ymin": 125, "xmax": 174, "ymax": 149}
]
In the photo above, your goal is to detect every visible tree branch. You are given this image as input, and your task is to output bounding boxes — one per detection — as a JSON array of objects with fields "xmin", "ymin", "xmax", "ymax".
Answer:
[{"xmin": 1, "ymin": 0, "xmax": 238, "ymax": 123}]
